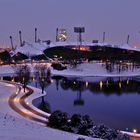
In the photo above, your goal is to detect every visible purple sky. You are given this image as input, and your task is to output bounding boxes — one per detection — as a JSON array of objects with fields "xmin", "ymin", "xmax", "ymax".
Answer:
[{"xmin": 0, "ymin": 0, "xmax": 140, "ymax": 48}]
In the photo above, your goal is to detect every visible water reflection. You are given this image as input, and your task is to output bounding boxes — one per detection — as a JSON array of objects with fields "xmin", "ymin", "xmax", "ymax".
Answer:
[
  {"xmin": 40, "ymin": 76, "xmax": 140, "ymax": 131},
  {"xmin": 37, "ymin": 96, "xmax": 51, "ymax": 113},
  {"xmin": 57, "ymin": 76, "xmax": 140, "ymax": 96},
  {"xmin": 2, "ymin": 75, "xmax": 140, "ymax": 131}
]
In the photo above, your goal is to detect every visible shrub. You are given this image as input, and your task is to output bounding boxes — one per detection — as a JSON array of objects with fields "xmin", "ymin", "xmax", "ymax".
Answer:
[
  {"xmin": 51, "ymin": 63, "xmax": 67, "ymax": 70},
  {"xmin": 48, "ymin": 111, "xmax": 130, "ymax": 140},
  {"xmin": 48, "ymin": 110, "xmax": 69, "ymax": 129}
]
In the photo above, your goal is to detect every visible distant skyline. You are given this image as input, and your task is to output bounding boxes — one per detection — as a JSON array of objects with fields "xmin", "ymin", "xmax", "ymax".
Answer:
[{"xmin": 0, "ymin": 0, "xmax": 140, "ymax": 48}]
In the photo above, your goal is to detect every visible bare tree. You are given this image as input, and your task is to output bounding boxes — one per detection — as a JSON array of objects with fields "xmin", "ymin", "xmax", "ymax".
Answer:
[
  {"xmin": 34, "ymin": 64, "xmax": 51, "ymax": 93},
  {"xmin": 15, "ymin": 65, "xmax": 30, "ymax": 92}
]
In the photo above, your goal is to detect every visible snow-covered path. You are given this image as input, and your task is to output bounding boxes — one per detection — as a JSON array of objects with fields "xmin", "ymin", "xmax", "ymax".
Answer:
[{"xmin": 0, "ymin": 81, "xmax": 97, "ymax": 140}]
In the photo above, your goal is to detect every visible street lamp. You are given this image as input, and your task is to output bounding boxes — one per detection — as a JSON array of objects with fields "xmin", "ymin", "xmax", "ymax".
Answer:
[
  {"xmin": 74, "ymin": 27, "xmax": 85, "ymax": 50},
  {"xmin": 133, "ymin": 129, "xmax": 137, "ymax": 140}
]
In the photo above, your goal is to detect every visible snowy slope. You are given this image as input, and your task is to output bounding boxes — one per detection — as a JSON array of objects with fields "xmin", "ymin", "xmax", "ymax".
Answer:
[{"xmin": 12, "ymin": 42, "xmax": 47, "ymax": 57}]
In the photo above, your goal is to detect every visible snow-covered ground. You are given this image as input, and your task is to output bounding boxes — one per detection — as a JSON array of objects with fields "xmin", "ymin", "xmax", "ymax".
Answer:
[
  {"xmin": 0, "ymin": 63, "xmax": 140, "ymax": 139},
  {"xmin": 0, "ymin": 61, "xmax": 140, "ymax": 77},
  {"xmin": 52, "ymin": 61, "xmax": 140, "ymax": 77},
  {"xmin": 0, "ymin": 81, "xmax": 97, "ymax": 140}
]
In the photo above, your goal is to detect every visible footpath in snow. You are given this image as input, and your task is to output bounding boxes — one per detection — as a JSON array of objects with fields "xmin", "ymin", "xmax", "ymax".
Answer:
[{"xmin": 0, "ymin": 81, "xmax": 97, "ymax": 140}]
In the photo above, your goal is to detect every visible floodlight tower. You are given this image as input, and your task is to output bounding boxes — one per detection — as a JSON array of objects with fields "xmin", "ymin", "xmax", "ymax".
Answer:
[
  {"xmin": 74, "ymin": 90, "xmax": 84, "ymax": 106},
  {"xmin": 56, "ymin": 28, "xmax": 59, "ymax": 42},
  {"xmin": 10, "ymin": 36, "xmax": 14, "ymax": 50},
  {"xmin": 74, "ymin": 27, "xmax": 85, "ymax": 50}
]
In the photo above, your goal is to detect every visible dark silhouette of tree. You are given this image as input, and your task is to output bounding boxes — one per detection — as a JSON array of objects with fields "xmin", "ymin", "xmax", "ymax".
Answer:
[
  {"xmin": 34, "ymin": 64, "xmax": 51, "ymax": 93},
  {"xmin": 38, "ymin": 96, "xmax": 51, "ymax": 113},
  {"xmin": 15, "ymin": 65, "xmax": 30, "ymax": 92}
]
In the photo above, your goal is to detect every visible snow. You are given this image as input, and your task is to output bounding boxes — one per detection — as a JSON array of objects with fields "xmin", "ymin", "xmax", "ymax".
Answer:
[
  {"xmin": 12, "ymin": 42, "xmax": 46, "ymax": 56},
  {"xmin": 51, "ymin": 61, "xmax": 140, "ymax": 77},
  {"xmin": 2, "ymin": 41, "xmax": 140, "ymax": 139},
  {"xmin": 0, "ymin": 62, "xmax": 140, "ymax": 139},
  {"xmin": 0, "ymin": 61, "xmax": 140, "ymax": 77},
  {"xmin": 10, "ymin": 41, "xmax": 140, "ymax": 59},
  {"xmin": 0, "ymin": 81, "xmax": 97, "ymax": 140},
  {"xmin": 0, "ymin": 65, "xmax": 14, "ymax": 76},
  {"xmin": 118, "ymin": 44, "xmax": 140, "ymax": 51}
]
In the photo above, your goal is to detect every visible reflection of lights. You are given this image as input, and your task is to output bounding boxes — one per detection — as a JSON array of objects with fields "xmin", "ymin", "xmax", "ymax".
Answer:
[
  {"xmin": 100, "ymin": 81, "xmax": 103, "ymax": 90},
  {"xmin": 26, "ymin": 102, "xmax": 29, "ymax": 105},
  {"xmin": 23, "ymin": 77, "xmax": 25, "ymax": 82},
  {"xmin": 119, "ymin": 81, "xmax": 122, "ymax": 88},
  {"xmin": 86, "ymin": 82, "xmax": 88, "ymax": 87},
  {"xmin": 73, "ymin": 81, "xmax": 76, "ymax": 85},
  {"xmin": 32, "ymin": 76, "xmax": 35, "ymax": 81},
  {"xmin": 127, "ymin": 80, "xmax": 129, "ymax": 85},
  {"xmin": 14, "ymin": 98, "xmax": 19, "ymax": 103},
  {"xmin": 12, "ymin": 77, "xmax": 14, "ymax": 82},
  {"xmin": 106, "ymin": 80, "xmax": 109, "ymax": 87},
  {"xmin": 12, "ymin": 60, "xmax": 15, "ymax": 63},
  {"xmin": 72, "ymin": 47, "xmax": 76, "ymax": 50}
]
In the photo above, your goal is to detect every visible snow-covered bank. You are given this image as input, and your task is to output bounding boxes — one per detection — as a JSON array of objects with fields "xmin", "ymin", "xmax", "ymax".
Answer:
[
  {"xmin": 51, "ymin": 62, "xmax": 140, "ymax": 77},
  {"xmin": 0, "ymin": 61, "xmax": 140, "ymax": 78},
  {"xmin": 0, "ymin": 81, "xmax": 97, "ymax": 140},
  {"xmin": 0, "ymin": 112, "xmax": 97, "ymax": 140}
]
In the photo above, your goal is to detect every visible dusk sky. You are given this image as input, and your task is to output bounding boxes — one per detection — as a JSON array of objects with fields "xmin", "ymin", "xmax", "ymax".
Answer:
[{"xmin": 0, "ymin": 0, "xmax": 140, "ymax": 48}]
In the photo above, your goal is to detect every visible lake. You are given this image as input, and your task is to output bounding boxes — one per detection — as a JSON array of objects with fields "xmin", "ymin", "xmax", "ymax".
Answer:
[{"xmin": 32, "ymin": 76, "xmax": 140, "ymax": 132}]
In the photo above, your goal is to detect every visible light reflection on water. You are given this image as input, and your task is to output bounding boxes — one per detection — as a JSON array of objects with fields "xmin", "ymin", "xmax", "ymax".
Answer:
[
  {"xmin": 2, "ymin": 75, "xmax": 140, "ymax": 132},
  {"xmin": 32, "ymin": 76, "xmax": 140, "ymax": 132}
]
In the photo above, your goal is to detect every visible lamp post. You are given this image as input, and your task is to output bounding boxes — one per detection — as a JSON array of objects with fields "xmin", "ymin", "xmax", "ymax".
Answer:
[
  {"xmin": 133, "ymin": 129, "xmax": 137, "ymax": 140},
  {"xmin": 74, "ymin": 27, "xmax": 85, "ymax": 50}
]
